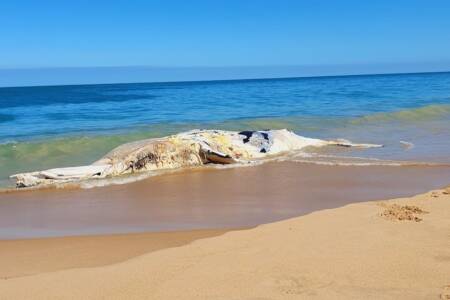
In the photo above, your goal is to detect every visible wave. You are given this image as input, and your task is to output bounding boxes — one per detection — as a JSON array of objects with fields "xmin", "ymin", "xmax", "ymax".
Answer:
[
  {"xmin": 350, "ymin": 104, "xmax": 450, "ymax": 124},
  {"xmin": 287, "ymin": 153, "xmax": 449, "ymax": 167}
]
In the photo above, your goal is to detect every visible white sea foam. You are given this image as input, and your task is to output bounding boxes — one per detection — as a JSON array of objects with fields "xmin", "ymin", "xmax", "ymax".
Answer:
[{"xmin": 400, "ymin": 141, "xmax": 415, "ymax": 149}]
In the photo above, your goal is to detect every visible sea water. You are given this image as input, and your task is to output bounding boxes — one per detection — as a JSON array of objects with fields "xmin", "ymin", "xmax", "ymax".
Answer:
[{"xmin": 1, "ymin": 72, "xmax": 449, "ymax": 187}]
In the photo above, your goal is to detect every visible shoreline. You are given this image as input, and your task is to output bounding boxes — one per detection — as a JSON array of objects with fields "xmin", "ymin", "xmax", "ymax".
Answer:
[
  {"xmin": 2, "ymin": 161, "xmax": 450, "ymax": 239},
  {"xmin": 1, "ymin": 186, "xmax": 449, "ymax": 299},
  {"xmin": 1, "ymin": 161, "xmax": 450, "ymax": 239}
]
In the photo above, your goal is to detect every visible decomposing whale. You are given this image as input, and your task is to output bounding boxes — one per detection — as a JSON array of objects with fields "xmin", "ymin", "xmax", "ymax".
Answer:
[{"xmin": 10, "ymin": 129, "xmax": 382, "ymax": 188}]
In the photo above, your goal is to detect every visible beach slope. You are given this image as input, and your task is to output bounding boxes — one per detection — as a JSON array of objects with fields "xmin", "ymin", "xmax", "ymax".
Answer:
[{"xmin": 1, "ymin": 187, "xmax": 450, "ymax": 299}]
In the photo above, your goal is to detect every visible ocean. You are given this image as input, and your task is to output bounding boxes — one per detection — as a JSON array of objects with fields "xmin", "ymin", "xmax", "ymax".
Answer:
[{"xmin": 1, "ymin": 72, "xmax": 450, "ymax": 187}]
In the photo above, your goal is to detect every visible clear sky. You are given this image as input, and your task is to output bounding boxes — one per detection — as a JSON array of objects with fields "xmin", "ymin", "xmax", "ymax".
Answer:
[{"xmin": 1, "ymin": 0, "xmax": 450, "ymax": 86}]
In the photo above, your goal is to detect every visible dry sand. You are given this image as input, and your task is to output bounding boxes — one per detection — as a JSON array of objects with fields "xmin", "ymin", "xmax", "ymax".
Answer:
[{"xmin": 1, "ymin": 186, "xmax": 450, "ymax": 299}]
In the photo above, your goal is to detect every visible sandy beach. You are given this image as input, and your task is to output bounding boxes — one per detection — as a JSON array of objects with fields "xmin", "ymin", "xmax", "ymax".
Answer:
[
  {"xmin": 2, "ymin": 1, "xmax": 450, "ymax": 298},
  {"xmin": 1, "ymin": 161, "xmax": 450, "ymax": 299},
  {"xmin": 0, "ymin": 184, "xmax": 449, "ymax": 299}
]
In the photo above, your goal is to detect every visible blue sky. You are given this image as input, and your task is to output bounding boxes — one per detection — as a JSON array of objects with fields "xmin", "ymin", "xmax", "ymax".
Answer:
[{"xmin": 1, "ymin": 0, "xmax": 450, "ymax": 86}]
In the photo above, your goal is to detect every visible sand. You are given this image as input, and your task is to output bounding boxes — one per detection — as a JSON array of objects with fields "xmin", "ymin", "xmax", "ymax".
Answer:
[
  {"xmin": 1, "ymin": 186, "xmax": 450, "ymax": 299},
  {"xmin": 0, "ymin": 229, "xmax": 231, "ymax": 279}
]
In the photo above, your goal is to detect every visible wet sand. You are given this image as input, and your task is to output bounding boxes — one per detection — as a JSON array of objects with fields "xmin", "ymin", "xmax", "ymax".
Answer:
[
  {"xmin": 1, "ymin": 161, "xmax": 450, "ymax": 239},
  {"xmin": 0, "ymin": 228, "xmax": 231, "ymax": 279}
]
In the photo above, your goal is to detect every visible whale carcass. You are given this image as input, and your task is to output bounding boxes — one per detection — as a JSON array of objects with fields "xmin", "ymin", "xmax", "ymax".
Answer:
[{"xmin": 10, "ymin": 129, "xmax": 381, "ymax": 188}]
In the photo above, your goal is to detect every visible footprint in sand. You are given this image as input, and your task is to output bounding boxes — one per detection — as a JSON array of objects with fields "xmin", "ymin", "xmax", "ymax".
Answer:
[{"xmin": 379, "ymin": 203, "xmax": 428, "ymax": 222}]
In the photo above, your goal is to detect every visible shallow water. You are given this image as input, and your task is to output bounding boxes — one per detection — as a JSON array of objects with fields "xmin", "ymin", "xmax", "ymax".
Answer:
[
  {"xmin": 1, "ymin": 72, "xmax": 450, "ymax": 186},
  {"xmin": 1, "ymin": 162, "xmax": 449, "ymax": 239}
]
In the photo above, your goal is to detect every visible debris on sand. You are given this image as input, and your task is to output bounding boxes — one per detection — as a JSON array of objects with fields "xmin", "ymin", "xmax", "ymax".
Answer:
[{"xmin": 379, "ymin": 203, "xmax": 428, "ymax": 222}]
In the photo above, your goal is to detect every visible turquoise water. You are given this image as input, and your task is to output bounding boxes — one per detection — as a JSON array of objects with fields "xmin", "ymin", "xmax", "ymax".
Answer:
[{"xmin": 1, "ymin": 72, "xmax": 450, "ymax": 186}]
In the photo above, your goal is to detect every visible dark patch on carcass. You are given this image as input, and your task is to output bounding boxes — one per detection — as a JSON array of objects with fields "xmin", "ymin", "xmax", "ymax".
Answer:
[
  {"xmin": 335, "ymin": 143, "xmax": 351, "ymax": 147},
  {"xmin": 239, "ymin": 131, "xmax": 270, "ymax": 144},
  {"xmin": 203, "ymin": 150, "xmax": 235, "ymax": 164},
  {"xmin": 239, "ymin": 131, "xmax": 271, "ymax": 153},
  {"xmin": 260, "ymin": 132, "xmax": 269, "ymax": 140},
  {"xmin": 132, "ymin": 152, "xmax": 157, "ymax": 170},
  {"xmin": 238, "ymin": 131, "xmax": 254, "ymax": 143}
]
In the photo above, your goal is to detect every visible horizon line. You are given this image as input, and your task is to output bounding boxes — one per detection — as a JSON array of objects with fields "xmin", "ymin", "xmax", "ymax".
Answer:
[
  {"xmin": 2, "ymin": 60, "xmax": 450, "ymax": 71},
  {"xmin": 1, "ymin": 69, "xmax": 450, "ymax": 89}
]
